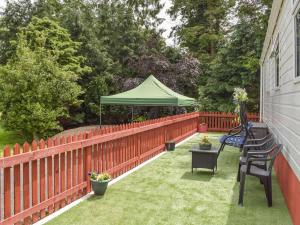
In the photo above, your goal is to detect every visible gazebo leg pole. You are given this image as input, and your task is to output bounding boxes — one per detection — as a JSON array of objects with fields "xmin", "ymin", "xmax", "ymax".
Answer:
[
  {"xmin": 131, "ymin": 106, "xmax": 134, "ymax": 122},
  {"xmin": 99, "ymin": 102, "xmax": 102, "ymax": 127}
]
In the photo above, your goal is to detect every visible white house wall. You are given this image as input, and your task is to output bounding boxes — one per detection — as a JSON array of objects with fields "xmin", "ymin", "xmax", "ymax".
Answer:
[{"xmin": 261, "ymin": 0, "xmax": 300, "ymax": 180}]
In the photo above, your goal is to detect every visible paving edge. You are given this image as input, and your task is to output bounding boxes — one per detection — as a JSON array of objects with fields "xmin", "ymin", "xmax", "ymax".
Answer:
[{"xmin": 34, "ymin": 132, "xmax": 199, "ymax": 225}]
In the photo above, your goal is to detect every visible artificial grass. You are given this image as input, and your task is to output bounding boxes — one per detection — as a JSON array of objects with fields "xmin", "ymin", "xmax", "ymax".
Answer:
[{"xmin": 46, "ymin": 133, "xmax": 292, "ymax": 225}]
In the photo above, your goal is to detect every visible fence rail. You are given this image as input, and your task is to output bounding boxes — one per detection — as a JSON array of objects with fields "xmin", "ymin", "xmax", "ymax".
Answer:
[
  {"xmin": 0, "ymin": 112, "xmax": 199, "ymax": 225},
  {"xmin": 199, "ymin": 112, "xmax": 260, "ymax": 132},
  {"xmin": 0, "ymin": 111, "xmax": 260, "ymax": 225}
]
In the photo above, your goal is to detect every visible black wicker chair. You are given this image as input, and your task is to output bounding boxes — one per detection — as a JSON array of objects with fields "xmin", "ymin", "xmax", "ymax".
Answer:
[
  {"xmin": 237, "ymin": 133, "xmax": 275, "ymax": 182},
  {"xmin": 238, "ymin": 144, "xmax": 283, "ymax": 207},
  {"xmin": 219, "ymin": 103, "xmax": 254, "ymax": 152}
]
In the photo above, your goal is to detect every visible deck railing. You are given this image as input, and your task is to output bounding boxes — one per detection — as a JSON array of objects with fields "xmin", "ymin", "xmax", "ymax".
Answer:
[
  {"xmin": 0, "ymin": 111, "xmax": 260, "ymax": 225},
  {"xmin": 199, "ymin": 112, "xmax": 260, "ymax": 132},
  {"xmin": 0, "ymin": 112, "xmax": 199, "ymax": 225}
]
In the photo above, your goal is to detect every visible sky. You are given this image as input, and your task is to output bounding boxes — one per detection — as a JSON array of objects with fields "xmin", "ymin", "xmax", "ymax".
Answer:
[
  {"xmin": 157, "ymin": 0, "xmax": 180, "ymax": 46},
  {"xmin": 0, "ymin": 0, "xmax": 178, "ymax": 45},
  {"xmin": 0, "ymin": 1, "xmax": 5, "ymax": 8}
]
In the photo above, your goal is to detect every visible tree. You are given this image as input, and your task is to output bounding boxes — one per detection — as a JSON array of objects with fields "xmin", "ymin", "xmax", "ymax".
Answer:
[
  {"xmin": 168, "ymin": 0, "xmax": 235, "ymax": 111},
  {"xmin": 32, "ymin": 0, "xmax": 144, "ymax": 124},
  {"xmin": 169, "ymin": 0, "xmax": 271, "ymax": 112},
  {"xmin": 127, "ymin": 0, "xmax": 163, "ymax": 27},
  {"xmin": 0, "ymin": 0, "xmax": 33, "ymax": 64},
  {"xmin": 198, "ymin": 0, "xmax": 272, "ymax": 112},
  {"xmin": 18, "ymin": 16, "xmax": 91, "ymax": 75},
  {"xmin": 0, "ymin": 0, "xmax": 201, "ymax": 126},
  {"xmin": 0, "ymin": 20, "xmax": 84, "ymax": 139},
  {"xmin": 169, "ymin": 0, "xmax": 234, "ymax": 62}
]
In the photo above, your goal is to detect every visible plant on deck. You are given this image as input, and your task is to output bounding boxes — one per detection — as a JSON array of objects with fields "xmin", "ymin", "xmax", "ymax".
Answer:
[
  {"xmin": 233, "ymin": 88, "xmax": 248, "ymax": 104},
  {"xmin": 90, "ymin": 172, "xmax": 111, "ymax": 182},
  {"xmin": 200, "ymin": 135, "xmax": 211, "ymax": 145},
  {"xmin": 89, "ymin": 172, "xmax": 111, "ymax": 195},
  {"xmin": 233, "ymin": 88, "xmax": 248, "ymax": 116}
]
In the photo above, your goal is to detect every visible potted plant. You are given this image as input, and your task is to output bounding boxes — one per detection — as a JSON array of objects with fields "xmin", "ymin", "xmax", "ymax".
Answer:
[
  {"xmin": 199, "ymin": 135, "xmax": 212, "ymax": 150},
  {"xmin": 89, "ymin": 172, "xmax": 111, "ymax": 195},
  {"xmin": 198, "ymin": 123, "xmax": 208, "ymax": 133},
  {"xmin": 165, "ymin": 140, "xmax": 176, "ymax": 151},
  {"xmin": 233, "ymin": 88, "xmax": 248, "ymax": 114}
]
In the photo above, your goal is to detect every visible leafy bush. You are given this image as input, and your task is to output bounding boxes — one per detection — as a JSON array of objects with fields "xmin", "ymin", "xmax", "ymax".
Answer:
[
  {"xmin": 0, "ymin": 17, "xmax": 86, "ymax": 139},
  {"xmin": 132, "ymin": 115, "xmax": 147, "ymax": 122}
]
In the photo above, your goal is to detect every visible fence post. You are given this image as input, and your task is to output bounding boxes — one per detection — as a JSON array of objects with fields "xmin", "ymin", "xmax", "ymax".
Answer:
[{"xmin": 84, "ymin": 132, "xmax": 93, "ymax": 193}]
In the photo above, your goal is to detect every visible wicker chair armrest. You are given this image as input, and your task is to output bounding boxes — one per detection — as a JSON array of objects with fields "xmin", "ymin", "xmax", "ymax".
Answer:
[
  {"xmin": 245, "ymin": 134, "xmax": 272, "ymax": 144},
  {"xmin": 247, "ymin": 147, "xmax": 274, "ymax": 157}
]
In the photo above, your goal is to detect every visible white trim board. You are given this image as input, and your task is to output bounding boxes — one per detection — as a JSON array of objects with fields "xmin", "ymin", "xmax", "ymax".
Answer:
[{"xmin": 34, "ymin": 132, "xmax": 198, "ymax": 225}]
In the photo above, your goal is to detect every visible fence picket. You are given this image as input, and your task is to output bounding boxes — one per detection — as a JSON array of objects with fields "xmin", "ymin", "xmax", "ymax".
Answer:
[
  {"xmin": 66, "ymin": 136, "xmax": 72, "ymax": 204},
  {"xmin": 22, "ymin": 142, "xmax": 31, "ymax": 225},
  {"xmin": 46, "ymin": 138, "xmax": 54, "ymax": 215},
  {"xmin": 84, "ymin": 132, "xmax": 92, "ymax": 193},
  {"xmin": 59, "ymin": 137, "xmax": 66, "ymax": 208},
  {"xmin": 53, "ymin": 138, "xmax": 60, "ymax": 211},
  {"xmin": 77, "ymin": 133, "xmax": 83, "ymax": 198},
  {"xmin": 13, "ymin": 144, "xmax": 21, "ymax": 225},
  {"xmin": 39, "ymin": 140, "xmax": 46, "ymax": 219},
  {"xmin": 3, "ymin": 146, "xmax": 11, "ymax": 220},
  {"xmin": 71, "ymin": 135, "xmax": 77, "ymax": 201},
  {"xmin": 31, "ymin": 141, "xmax": 39, "ymax": 223}
]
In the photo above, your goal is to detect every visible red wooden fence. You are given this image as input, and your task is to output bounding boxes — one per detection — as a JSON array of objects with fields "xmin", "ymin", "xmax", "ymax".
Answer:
[
  {"xmin": 199, "ymin": 112, "xmax": 260, "ymax": 132},
  {"xmin": 0, "ymin": 112, "xmax": 199, "ymax": 225},
  {"xmin": 0, "ymin": 111, "xmax": 260, "ymax": 225}
]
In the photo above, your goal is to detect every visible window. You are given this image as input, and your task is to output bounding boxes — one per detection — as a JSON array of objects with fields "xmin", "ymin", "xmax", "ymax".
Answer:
[
  {"xmin": 296, "ymin": 9, "xmax": 300, "ymax": 77},
  {"xmin": 275, "ymin": 41, "xmax": 280, "ymax": 87}
]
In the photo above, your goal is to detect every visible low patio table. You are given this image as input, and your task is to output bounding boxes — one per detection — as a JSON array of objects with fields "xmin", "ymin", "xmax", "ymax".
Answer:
[{"xmin": 189, "ymin": 145, "xmax": 219, "ymax": 173}]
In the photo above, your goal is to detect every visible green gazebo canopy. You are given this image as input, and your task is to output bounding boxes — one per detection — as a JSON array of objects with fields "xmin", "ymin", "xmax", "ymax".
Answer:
[{"xmin": 101, "ymin": 75, "xmax": 195, "ymax": 106}]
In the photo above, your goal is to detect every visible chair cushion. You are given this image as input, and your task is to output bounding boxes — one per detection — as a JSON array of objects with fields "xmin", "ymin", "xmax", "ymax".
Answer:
[
  {"xmin": 219, "ymin": 135, "xmax": 245, "ymax": 147},
  {"xmin": 240, "ymin": 165, "xmax": 270, "ymax": 177}
]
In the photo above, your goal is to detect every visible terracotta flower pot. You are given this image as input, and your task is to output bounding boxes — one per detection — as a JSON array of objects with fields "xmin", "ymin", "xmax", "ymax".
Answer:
[{"xmin": 198, "ymin": 123, "xmax": 208, "ymax": 133}]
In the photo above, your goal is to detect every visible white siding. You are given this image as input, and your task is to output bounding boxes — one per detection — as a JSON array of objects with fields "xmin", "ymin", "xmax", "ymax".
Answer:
[{"xmin": 261, "ymin": 0, "xmax": 300, "ymax": 180}]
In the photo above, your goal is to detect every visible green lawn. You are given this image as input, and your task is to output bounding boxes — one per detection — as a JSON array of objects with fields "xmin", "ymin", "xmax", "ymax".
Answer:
[
  {"xmin": 47, "ymin": 133, "xmax": 292, "ymax": 225},
  {"xmin": 0, "ymin": 124, "xmax": 25, "ymax": 155}
]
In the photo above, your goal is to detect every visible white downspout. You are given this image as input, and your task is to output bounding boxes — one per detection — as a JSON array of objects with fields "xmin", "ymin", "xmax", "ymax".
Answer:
[{"xmin": 260, "ymin": 64, "xmax": 264, "ymax": 122}]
